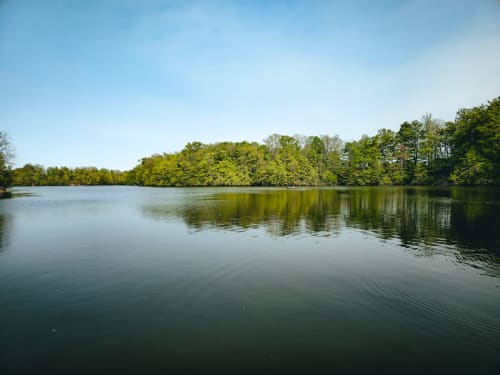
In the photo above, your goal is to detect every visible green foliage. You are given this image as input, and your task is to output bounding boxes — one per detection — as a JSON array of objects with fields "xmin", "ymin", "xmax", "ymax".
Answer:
[
  {"xmin": 10, "ymin": 96, "xmax": 500, "ymax": 187},
  {"xmin": 12, "ymin": 165, "xmax": 128, "ymax": 186},
  {"xmin": 448, "ymin": 97, "xmax": 500, "ymax": 184},
  {"xmin": 0, "ymin": 131, "xmax": 14, "ymax": 189},
  {"xmin": 450, "ymin": 149, "xmax": 493, "ymax": 185}
]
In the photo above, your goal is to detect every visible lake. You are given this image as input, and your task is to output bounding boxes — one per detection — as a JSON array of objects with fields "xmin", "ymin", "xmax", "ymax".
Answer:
[{"xmin": 1, "ymin": 186, "xmax": 499, "ymax": 374}]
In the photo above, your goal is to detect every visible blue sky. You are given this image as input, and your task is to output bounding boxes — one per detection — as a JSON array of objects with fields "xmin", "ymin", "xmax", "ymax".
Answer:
[{"xmin": 1, "ymin": 0, "xmax": 499, "ymax": 170}]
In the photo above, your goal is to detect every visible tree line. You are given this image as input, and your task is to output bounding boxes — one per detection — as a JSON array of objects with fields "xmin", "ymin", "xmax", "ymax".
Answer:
[
  {"xmin": 6, "ymin": 96, "xmax": 500, "ymax": 187},
  {"xmin": 10, "ymin": 165, "xmax": 128, "ymax": 186}
]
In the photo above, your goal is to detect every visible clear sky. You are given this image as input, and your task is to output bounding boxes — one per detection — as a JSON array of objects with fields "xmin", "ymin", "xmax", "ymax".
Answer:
[{"xmin": 1, "ymin": 0, "xmax": 499, "ymax": 170}]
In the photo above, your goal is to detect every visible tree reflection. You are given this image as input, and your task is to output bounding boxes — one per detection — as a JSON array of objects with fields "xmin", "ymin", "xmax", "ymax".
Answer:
[
  {"xmin": 0, "ymin": 213, "xmax": 10, "ymax": 251},
  {"xmin": 143, "ymin": 187, "xmax": 500, "ymax": 263}
]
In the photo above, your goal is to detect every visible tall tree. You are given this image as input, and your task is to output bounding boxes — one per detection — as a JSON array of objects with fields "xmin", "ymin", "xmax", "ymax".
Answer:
[
  {"xmin": 448, "ymin": 97, "xmax": 500, "ymax": 184},
  {"xmin": 0, "ymin": 131, "xmax": 14, "ymax": 190}
]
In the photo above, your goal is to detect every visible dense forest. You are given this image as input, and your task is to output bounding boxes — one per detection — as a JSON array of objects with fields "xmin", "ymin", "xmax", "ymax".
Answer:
[
  {"xmin": 11, "ymin": 165, "xmax": 128, "ymax": 186},
  {"xmin": 8, "ymin": 96, "xmax": 500, "ymax": 187}
]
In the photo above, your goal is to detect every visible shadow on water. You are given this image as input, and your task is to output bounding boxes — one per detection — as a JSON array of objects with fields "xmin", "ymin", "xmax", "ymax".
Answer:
[
  {"xmin": 142, "ymin": 187, "xmax": 500, "ymax": 268},
  {"xmin": 0, "ymin": 190, "xmax": 33, "ymax": 251}
]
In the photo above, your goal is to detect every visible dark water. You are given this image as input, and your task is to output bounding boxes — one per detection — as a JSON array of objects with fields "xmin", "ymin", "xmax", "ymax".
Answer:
[{"xmin": 1, "ymin": 186, "xmax": 499, "ymax": 374}]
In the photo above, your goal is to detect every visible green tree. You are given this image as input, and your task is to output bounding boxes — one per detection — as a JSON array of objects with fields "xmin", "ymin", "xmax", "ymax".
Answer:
[
  {"xmin": 448, "ymin": 97, "xmax": 500, "ymax": 184},
  {"xmin": 12, "ymin": 164, "xmax": 43, "ymax": 186},
  {"xmin": 344, "ymin": 135, "xmax": 382, "ymax": 185},
  {"xmin": 0, "ymin": 131, "xmax": 14, "ymax": 190}
]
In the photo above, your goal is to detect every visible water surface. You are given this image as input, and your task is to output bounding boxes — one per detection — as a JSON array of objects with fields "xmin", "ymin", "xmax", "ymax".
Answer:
[{"xmin": 1, "ymin": 186, "xmax": 499, "ymax": 374}]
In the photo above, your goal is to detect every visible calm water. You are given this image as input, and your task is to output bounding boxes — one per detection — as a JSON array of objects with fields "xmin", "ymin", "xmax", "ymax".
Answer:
[{"xmin": 1, "ymin": 186, "xmax": 499, "ymax": 374}]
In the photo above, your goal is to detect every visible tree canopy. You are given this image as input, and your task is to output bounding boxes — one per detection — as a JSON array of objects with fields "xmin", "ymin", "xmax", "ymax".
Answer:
[{"xmin": 9, "ymin": 96, "xmax": 500, "ymax": 187}]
